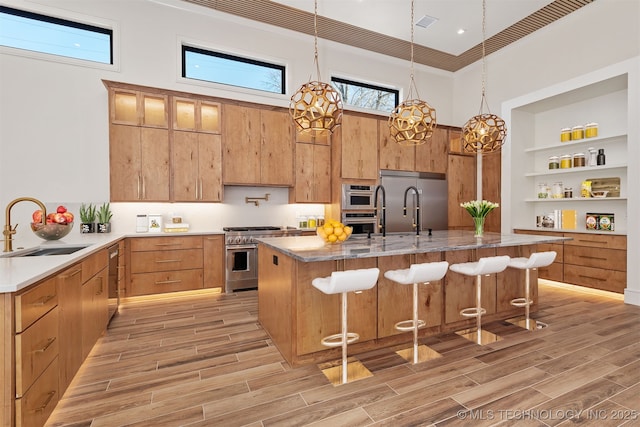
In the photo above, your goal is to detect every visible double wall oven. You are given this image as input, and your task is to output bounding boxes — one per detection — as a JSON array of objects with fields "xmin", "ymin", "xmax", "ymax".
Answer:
[
  {"xmin": 224, "ymin": 226, "xmax": 301, "ymax": 292},
  {"xmin": 341, "ymin": 184, "xmax": 377, "ymax": 235}
]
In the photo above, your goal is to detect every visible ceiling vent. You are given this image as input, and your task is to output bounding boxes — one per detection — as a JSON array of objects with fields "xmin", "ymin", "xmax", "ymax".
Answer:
[{"xmin": 415, "ymin": 15, "xmax": 438, "ymax": 29}]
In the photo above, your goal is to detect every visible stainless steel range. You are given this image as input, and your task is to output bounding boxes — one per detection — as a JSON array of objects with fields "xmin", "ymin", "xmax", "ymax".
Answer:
[{"xmin": 224, "ymin": 226, "xmax": 301, "ymax": 292}]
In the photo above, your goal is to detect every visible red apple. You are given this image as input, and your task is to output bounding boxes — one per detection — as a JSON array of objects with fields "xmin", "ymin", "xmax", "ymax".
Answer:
[
  {"xmin": 62, "ymin": 212, "xmax": 74, "ymax": 223},
  {"xmin": 56, "ymin": 205, "xmax": 67, "ymax": 214},
  {"xmin": 54, "ymin": 213, "xmax": 67, "ymax": 224},
  {"xmin": 32, "ymin": 210, "xmax": 43, "ymax": 223}
]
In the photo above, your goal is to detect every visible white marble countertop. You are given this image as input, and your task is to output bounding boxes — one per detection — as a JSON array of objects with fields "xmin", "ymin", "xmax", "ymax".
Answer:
[
  {"xmin": 0, "ymin": 230, "xmax": 224, "ymax": 293},
  {"xmin": 257, "ymin": 230, "xmax": 571, "ymax": 262}
]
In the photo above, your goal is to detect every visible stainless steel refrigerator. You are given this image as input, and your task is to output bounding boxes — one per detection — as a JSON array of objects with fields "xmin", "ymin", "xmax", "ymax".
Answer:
[{"xmin": 379, "ymin": 170, "xmax": 448, "ymax": 233}]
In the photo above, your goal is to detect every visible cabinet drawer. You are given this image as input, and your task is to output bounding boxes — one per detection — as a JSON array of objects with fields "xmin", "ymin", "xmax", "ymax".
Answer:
[
  {"xmin": 81, "ymin": 249, "xmax": 108, "ymax": 283},
  {"xmin": 15, "ymin": 277, "xmax": 57, "ymax": 333},
  {"xmin": 129, "ymin": 269, "xmax": 203, "ymax": 296},
  {"xmin": 538, "ymin": 262, "xmax": 563, "ymax": 282},
  {"xmin": 15, "ymin": 356, "xmax": 59, "ymax": 427},
  {"xmin": 130, "ymin": 236, "xmax": 203, "ymax": 252},
  {"xmin": 564, "ymin": 233, "xmax": 626, "ymax": 250},
  {"xmin": 564, "ymin": 264, "xmax": 626, "ymax": 293},
  {"xmin": 564, "ymin": 246, "xmax": 626, "ymax": 271},
  {"xmin": 130, "ymin": 248, "xmax": 203, "ymax": 273},
  {"xmin": 15, "ymin": 307, "xmax": 59, "ymax": 397}
]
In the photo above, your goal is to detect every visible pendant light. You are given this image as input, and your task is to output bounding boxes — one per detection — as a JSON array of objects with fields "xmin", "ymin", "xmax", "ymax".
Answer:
[
  {"xmin": 461, "ymin": 0, "xmax": 507, "ymax": 154},
  {"xmin": 289, "ymin": 0, "xmax": 343, "ymax": 136},
  {"xmin": 388, "ymin": 0, "xmax": 437, "ymax": 146}
]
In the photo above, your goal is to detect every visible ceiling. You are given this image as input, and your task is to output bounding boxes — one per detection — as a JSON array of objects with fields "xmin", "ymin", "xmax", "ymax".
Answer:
[{"xmin": 181, "ymin": 0, "xmax": 594, "ymax": 72}]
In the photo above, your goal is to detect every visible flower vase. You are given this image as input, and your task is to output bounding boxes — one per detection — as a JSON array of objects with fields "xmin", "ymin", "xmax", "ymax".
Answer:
[{"xmin": 473, "ymin": 216, "xmax": 486, "ymax": 237}]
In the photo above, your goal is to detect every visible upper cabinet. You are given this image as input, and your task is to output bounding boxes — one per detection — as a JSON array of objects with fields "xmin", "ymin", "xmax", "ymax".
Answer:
[
  {"xmin": 172, "ymin": 132, "xmax": 222, "ymax": 202},
  {"xmin": 110, "ymin": 89, "xmax": 168, "ymax": 128},
  {"xmin": 379, "ymin": 122, "xmax": 449, "ymax": 174},
  {"xmin": 222, "ymin": 104, "xmax": 294, "ymax": 186},
  {"xmin": 503, "ymin": 62, "xmax": 631, "ymax": 235},
  {"xmin": 172, "ymin": 97, "xmax": 220, "ymax": 133},
  {"xmin": 341, "ymin": 114, "xmax": 378, "ymax": 180}
]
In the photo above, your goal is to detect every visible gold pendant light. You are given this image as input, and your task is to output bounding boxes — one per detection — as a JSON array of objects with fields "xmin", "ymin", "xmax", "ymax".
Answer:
[
  {"xmin": 388, "ymin": 0, "xmax": 437, "ymax": 146},
  {"xmin": 462, "ymin": 0, "xmax": 507, "ymax": 154},
  {"xmin": 289, "ymin": 0, "xmax": 343, "ymax": 136}
]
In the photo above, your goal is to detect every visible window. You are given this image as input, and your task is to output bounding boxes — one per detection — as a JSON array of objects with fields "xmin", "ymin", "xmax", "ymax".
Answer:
[
  {"xmin": 331, "ymin": 77, "xmax": 399, "ymax": 113},
  {"xmin": 182, "ymin": 45, "xmax": 285, "ymax": 94},
  {"xmin": 0, "ymin": 6, "xmax": 112, "ymax": 64}
]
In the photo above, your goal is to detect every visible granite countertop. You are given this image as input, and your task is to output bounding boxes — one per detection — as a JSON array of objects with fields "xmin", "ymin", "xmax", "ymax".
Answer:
[
  {"xmin": 0, "ymin": 230, "xmax": 225, "ymax": 293},
  {"xmin": 257, "ymin": 230, "xmax": 571, "ymax": 262}
]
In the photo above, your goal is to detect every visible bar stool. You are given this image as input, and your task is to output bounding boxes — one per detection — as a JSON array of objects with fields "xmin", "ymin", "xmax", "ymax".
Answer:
[
  {"xmin": 311, "ymin": 267, "xmax": 380, "ymax": 385},
  {"xmin": 384, "ymin": 261, "xmax": 449, "ymax": 364},
  {"xmin": 449, "ymin": 255, "xmax": 511, "ymax": 345},
  {"xmin": 506, "ymin": 251, "xmax": 557, "ymax": 331}
]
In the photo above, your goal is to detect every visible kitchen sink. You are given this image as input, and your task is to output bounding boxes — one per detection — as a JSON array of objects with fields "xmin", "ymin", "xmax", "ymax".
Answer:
[{"xmin": 3, "ymin": 245, "xmax": 90, "ymax": 257}]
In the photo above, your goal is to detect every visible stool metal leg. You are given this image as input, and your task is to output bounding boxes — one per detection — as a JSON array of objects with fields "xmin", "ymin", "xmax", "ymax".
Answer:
[
  {"xmin": 341, "ymin": 291, "xmax": 348, "ymax": 384},
  {"xmin": 456, "ymin": 274, "xmax": 502, "ymax": 345},
  {"xmin": 508, "ymin": 268, "xmax": 548, "ymax": 331},
  {"xmin": 475, "ymin": 274, "xmax": 482, "ymax": 342},
  {"xmin": 412, "ymin": 282, "xmax": 419, "ymax": 364}
]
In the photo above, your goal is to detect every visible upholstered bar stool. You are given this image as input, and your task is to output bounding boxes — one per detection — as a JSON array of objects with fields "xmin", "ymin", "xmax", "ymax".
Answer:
[
  {"xmin": 384, "ymin": 261, "xmax": 449, "ymax": 364},
  {"xmin": 311, "ymin": 267, "xmax": 380, "ymax": 385},
  {"xmin": 449, "ymin": 255, "xmax": 511, "ymax": 345},
  {"xmin": 506, "ymin": 251, "xmax": 557, "ymax": 331}
]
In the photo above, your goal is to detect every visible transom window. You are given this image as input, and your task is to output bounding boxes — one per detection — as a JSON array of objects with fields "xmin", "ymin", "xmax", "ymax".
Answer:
[
  {"xmin": 331, "ymin": 77, "xmax": 399, "ymax": 113},
  {"xmin": 182, "ymin": 45, "xmax": 285, "ymax": 95},
  {"xmin": 0, "ymin": 6, "xmax": 113, "ymax": 64}
]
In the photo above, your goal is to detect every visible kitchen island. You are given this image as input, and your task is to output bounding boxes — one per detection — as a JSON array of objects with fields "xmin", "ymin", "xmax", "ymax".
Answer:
[{"xmin": 257, "ymin": 230, "xmax": 569, "ymax": 367}]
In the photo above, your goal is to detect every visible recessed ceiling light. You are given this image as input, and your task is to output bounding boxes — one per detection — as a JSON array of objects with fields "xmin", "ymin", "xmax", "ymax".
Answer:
[
  {"xmin": 457, "ymin": 28, "xmax": 466, "ymax": 35},
  {"xmin": 415, "ymin": 15, "xmax": 438, "ymax": 29}
]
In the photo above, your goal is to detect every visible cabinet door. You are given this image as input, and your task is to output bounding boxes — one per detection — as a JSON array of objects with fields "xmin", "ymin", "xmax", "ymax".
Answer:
[
  {"xmin": 203, "ymin": 235, "xmax": 225, "ymax": 290},
  {"xmin": 378, "ymin": 119, "xmax": 414, "ymax": 171},
  {"xmin": 223, "ymin": 105, "xmax": 261, "ymax": 184},
  {"xmin": 260, "ymin": 109, "xmax": 294, "ymax": 186},
  {"xmin": 110, "ymin": 89, "xmax": 167, "ymax": 128},
  {"xmin": 172, "ymin": 131, "xmax": 199, "ymax": 201},
  {"xmin": 56, "ymin": 265, "xmax": 83, "ymax": 393},
  {"xmin": 341, "ymin": 115, "xmax": 378, "ymax": 179},
  {"xmin": 81, "ymin": 267, "xmax": 108, "ymax": 359},
  {"xmin": 447, "ymin": 154, "xmax": 476, "ymax": 229},
  {"xmin": 294, "ymin": 143, "xmax": 331, "ymax": 203},
  {"xmin": 140, "ymin": 128, "xmax": 170, "ymax": 201},
  {"xmin": 198, "ymin": 134, "xmax": 222, "ymax": 201},
  {"xmin": 173, "ymin": 97, "xmax": 221, "ymax": 133},
  {"xmin": 416, "ymin": 127, "xmax": 448, "ymax": 173},
  {"xmin": 482, "ymin": 151, "xmax": 501, "ymax": 232}
]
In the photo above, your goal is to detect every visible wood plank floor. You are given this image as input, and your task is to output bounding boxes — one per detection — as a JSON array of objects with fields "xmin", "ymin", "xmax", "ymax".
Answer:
[{"xmin": 46, "ymin": 282, "xmax": 640, "ymax": 427}]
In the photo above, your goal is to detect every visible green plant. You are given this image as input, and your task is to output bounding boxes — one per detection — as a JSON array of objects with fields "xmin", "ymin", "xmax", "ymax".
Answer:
[
  {"xmin": 97, "ymin": 202, "xmax": 113, "ymax": 223},
  {"xmin": 79, "ymin": 203, "xmax": 96, "ymax": 223}
]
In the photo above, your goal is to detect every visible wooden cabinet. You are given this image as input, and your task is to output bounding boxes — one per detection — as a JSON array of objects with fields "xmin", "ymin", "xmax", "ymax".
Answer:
[
  {"xmin": 564, "ymin": 233, "xmax": 626, "ymax": 293},
  {"xmin": 172, "ymin": 97, "xmax": 220, "ymax": 133},
  {"xmin": 128, "ymin": 236, "xmax": 204, "ymax": 296},
  {"xmin": 110, "ymin": 125, "xmax": 170, "ymax": 201},
  {"xmin": 15, "ymin": 358, "xmax": 59, "ymax": 427},
  {"xmin": 294, "ymin": 142, "xmax": 331, "ymax": 203},
  {"xmin": 447, "ymin": 154, "xmax": 476, "ymax": 230},
  {"xmin": 222, "ymin": 104, "xmax": 294, "ymax": 186},
  {"xmin": 172, "ymin": 131, "xmax": 222, "ymax": 202},
  {"xmin": 203, "ymin": 235, "xmax": 225, "ymax": 290},
  {"xmin": 415, "ymin": 127, "xmax": 449, "ymax": 173},
  {"xmin": 110, "ymin": 88, "xmax": 168, "ymax": 128},
  {"xmin": 514, "ymin": 229, "xmax": 564, "ymax": 282},
  {"xmin": 81, "ymin": 251, "xmax": 109, "ymax": 359},
  {"xmin": 341, "ymin": 114, "xmax": 378, "ymax": 180},
  {"xmin": 378, "ymin": 119, "xmax": 414, "ymax": 172},
  {"xmin": 378, "ymin": 124, "xmax": 449, "ymax": 173},
  {"xmin": 482, "ymin": 151, "xmax": 502, "ymax": 232},
  {"xmin": 56, "ymin": 264, "xmax": 83, "ymax": 393}
]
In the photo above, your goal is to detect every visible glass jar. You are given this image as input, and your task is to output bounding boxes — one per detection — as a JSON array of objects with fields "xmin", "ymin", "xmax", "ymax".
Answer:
[
  {"xmin": 573, "ymin": 152, "xmax": 586, "ymax": 167},
  {"xmin": 537, "ymin": 183, "xmax": 549, "ymax": 199},
  {"xmin": 308, "ymin": 216, "xmax": 317, "ymax": 228},
  {"xmin": 564, "ymin": 187, "xmax": 573, "ymax": 198},
  {"xmin": 317, "ymin": 216, "xmax": 325, "ymax": 227},
  {"xmin": 551, "ymin": 182, "xmax": 563, "ymax": 199},
  {"xmin": 298, "ymin": 216, "xmax": 308, "ymax": 229},
  {"xmin": 585, "ymin": 122, "xmax": 598, "ymax": 138},
  {"xmin": 560, "ymin": 128, "xmax": 572, "ymax": 142},
  {"xmin": 588, "ymin": 147, "xmax": 598, "ymax": 166},
  {"xmin": 560, "ymin": 154, "xmax": 572, "ymax": 169},
  {"xmin": 548, "ymin": 156, "xmax": 560, "ymax": 169},
  {"xmin": 571, "ymin": 125, "xmax": 585, "ymax": 140}
]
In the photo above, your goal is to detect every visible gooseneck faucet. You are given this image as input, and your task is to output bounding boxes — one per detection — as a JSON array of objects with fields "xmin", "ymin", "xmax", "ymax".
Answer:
[
  {"xmin": 403, "ymin": 186, "xmax": 421, "ymax": 236},
  {"xmin": 4, "ymin": 197, "xmax": 47, "ymax": 252},
  {"xmin": 374, "ymin": 185, "xmax": 386, "ymax": 237}
]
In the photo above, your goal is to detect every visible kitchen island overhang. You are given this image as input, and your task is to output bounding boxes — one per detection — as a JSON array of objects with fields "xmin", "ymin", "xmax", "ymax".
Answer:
[{"xmin": 256, "ymin": 231, "xmax": 570, "ymax": 367}]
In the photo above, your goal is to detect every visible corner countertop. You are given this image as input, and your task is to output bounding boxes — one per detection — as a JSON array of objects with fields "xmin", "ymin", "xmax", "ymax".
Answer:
[
  {"xmin": 0, "ymin": 230, "xmax": 225, "ymax": 294},
  {"xmin": 257, "ymin": 230, "xmax": 571, "ymax": 262}
]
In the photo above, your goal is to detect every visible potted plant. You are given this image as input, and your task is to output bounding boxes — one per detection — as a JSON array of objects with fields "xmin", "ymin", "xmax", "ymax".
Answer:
[
  {"xmin": 97, "ymin": 202, "xmax": 113, "ymax": 233},
  {"xmin": 79, "ymin": 203, "xmax": 96, "ymax": 233}
]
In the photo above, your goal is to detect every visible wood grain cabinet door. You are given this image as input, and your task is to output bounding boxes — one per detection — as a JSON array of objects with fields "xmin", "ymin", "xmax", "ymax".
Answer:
[
  {"xmin": 341, "ymin": 115, "xmax": 378, "ymax": 179},
  {"xmin": 447, "ymin": 154, "xmax": 476, "ymax": 229}
]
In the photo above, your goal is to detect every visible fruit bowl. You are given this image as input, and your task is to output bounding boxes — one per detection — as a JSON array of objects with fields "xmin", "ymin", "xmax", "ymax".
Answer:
[
  {"xmin": 31, "ymin": 222, "xmax": 74, "ymax": 240},
  {"xmin": 316, "ymin": 220, "xmax": 352, "ymax": 244}
]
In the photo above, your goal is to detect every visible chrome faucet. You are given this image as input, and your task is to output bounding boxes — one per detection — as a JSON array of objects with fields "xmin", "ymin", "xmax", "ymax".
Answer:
[
  {"xmin": 374, "ymin": 185, "xmax": 386, "ymax": 237},
  {"xmin": 403, "ymin": 186, "xmax": 421, "ymax": 236},
  {"xmin": 4, "ymin": 197, "xmax": 47, "ymax": 252}
]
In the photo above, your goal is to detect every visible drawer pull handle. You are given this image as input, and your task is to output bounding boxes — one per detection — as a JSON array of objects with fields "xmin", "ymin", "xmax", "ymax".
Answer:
[
  {"xmin": 577, "ymin": 240, "xmax": 607, "ymax": 245},
  {"xmin": 59, "ymin": 268, "xmax": 82, "ymax": 279},
  {"xmin": 35, "ymin": 337, "xmax": 56, "ymax": 353},
  {"xmin": 155, "ymin": 279, "xmax": 182, "ymax": 285},
  {"xmin": 35, "ymin": 391, "xmax": 56, "ymax": 412},
  {"xmin": 154, "ymin": 243, "xmax": 182, "ymax": 247},
  {"xmin": 580, "ymin": 255, "xmax": 606, "ymax": 261},
  {"xmin": 579, "ymin": 274, "xmax": 600, "ymax": 280},
  {"xmin": 33, "ymin": 295, "xmax": 55, "ymax": 306},
  {"xmin": 155, "ymin": 259, "xmax": 181, "ymax": 263}
]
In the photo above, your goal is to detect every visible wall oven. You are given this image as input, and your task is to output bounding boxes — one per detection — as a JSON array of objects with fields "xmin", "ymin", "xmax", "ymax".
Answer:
[
  {"xmin": 341, "ymin": 184, "xmax": 375, "ymax": 210},
  {"xmin": 341, "ymin": 212, "xmax": 377, "ymax": 235}
]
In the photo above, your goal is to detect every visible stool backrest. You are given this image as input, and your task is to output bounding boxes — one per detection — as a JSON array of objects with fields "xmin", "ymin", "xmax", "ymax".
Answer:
[
  {"xmin": 326, "ymin": 268, "xmax": 380, "ymax": 294},
  {"xmin": 526, "ymin": 251, "xmax": 557, "ymax": 269},
  {"xmin": 408, "ymin": 261, "xmax": 449, "ymax": 283}
]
